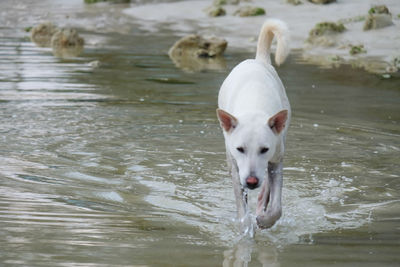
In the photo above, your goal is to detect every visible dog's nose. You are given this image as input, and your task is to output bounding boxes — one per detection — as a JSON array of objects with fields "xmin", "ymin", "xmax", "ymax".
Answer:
[{"xmin": 246, "ymin": 176, "xmax": 259, "ymax": 189}]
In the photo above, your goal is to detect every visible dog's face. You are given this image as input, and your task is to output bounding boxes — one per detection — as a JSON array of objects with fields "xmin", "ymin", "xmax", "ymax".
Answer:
[{"xmin": 217, "ymin": 109, "xmax": 287, "ymax": 189}]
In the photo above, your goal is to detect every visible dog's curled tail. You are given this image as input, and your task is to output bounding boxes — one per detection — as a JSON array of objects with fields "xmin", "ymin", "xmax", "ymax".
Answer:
[{"xmin": 255, "ymin": 19, "xmax": 290, "ymax": 66}]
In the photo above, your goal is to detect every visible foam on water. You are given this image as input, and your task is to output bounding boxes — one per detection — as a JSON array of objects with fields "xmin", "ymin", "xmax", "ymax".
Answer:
[{"xmin": 129, "ymin": 153, "xmax": 380, "ymax": 248}]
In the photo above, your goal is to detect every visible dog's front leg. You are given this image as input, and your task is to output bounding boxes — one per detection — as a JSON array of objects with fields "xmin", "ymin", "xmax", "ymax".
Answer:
[
  {"xmin": 231, "ymin": 164, "xmax": 247, "ymax": 222},
  {"xmin": 227, "ymin": 153, "xmax": 251, "ymax": 234},
  {"xmin": 256, "ymin": 160, "xmax": 283, "ymax": 229}
]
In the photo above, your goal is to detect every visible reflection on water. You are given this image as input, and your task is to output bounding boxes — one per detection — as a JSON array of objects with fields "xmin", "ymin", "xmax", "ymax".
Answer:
[
  {"xmin": 0, "ymin": 0, "xmax": 400, "ymax": 266},
  {"xmin": 169, "ymin": 53, "xmax": 227, "ymax": 73},
  {"xmin": 224, "ymin": 238, "xmax": 280, "ymax": 267}
]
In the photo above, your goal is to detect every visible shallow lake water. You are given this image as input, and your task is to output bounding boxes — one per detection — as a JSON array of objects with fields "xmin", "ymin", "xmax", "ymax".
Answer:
[{"xmin": 1, "ymin": 1, "xmax": 399, "ymax": 266}]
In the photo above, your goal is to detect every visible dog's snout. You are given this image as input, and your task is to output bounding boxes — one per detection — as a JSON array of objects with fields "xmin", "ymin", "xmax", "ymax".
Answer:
[{"xmin": 245, "ymin": 176, "xmax": 259, "ymax": 189}]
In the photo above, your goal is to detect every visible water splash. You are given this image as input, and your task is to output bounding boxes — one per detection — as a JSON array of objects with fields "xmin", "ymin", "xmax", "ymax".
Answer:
[{"xmin": 238, "ymin": 189, "xmax": 255, "ymax": 239}]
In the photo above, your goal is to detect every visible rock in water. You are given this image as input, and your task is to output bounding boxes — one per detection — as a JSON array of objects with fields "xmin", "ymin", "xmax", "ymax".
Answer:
[
  {"xmin": 234, "ymin": 6, "xmax": 266, "ymax": 17},
  {"xmin": 30, "ymin": 22, "xmax": 59, "ymax": 47},
  {"xmin": 364, "ymin": 5, "xmax": 393, "ymax": 31},
  {"xmin": 307, "ymin": 22, "xmax": 346, "ymax": 46},
  {"xmin": 349, "ymin": 45, "xmax": 366, "ymax": 55},
  {"xmin": 368, "ymin": 5, "xmax": 390, "ymax": 15},
  {"xmin": 363, "ymin": 14, "xmax": 393, "ymax": 30},
  {"xmin": 207, "ymin": 6, "xmax": 226, "ymax": 17},
  {"xmin": 309, "ymin": 22, "xmax": 346, "ymax": 36},
  {"xmin": 213, "ymin": 0, "xmax": 239, "ymax": 5},
  {"xmin": 169, "ymin": 34, "xmax": 227, "ymax": 58},
  {"xmin": 51, "ymin": 28, "xmax": 84, "ymax": 58},
  {"xmin": 168, "ymin": 35, "xmax": 227, "ymax": 72}
]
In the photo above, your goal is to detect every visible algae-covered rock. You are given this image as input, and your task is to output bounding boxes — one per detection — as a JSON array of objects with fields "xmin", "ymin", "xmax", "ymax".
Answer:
[
  {"xmin": 30, "ymin": 23, "xmax": 85, "ymax": 58},
  {"xmin": 168, "ymin": 35, "xmax": 227, "ymax": 72},
  {"xmin": 286, "ymin": 0, "xmax": 302, "ymax": 5},
  {"xmin": 51, "ymin": 28, "xmax": 84, "ymax": 58},
  {"xmin": 30, "ymin": 22, "xmax": 59, "ymax": 47},
  {"xmin": 207, "ymin": 6, "xmax": 226, "ymax": 17},
  {"xmin": 364, "ymin": 5, "xmax": 393, "ymax": 31},
  {"xmin": 363, "ymin": 6, "xmax": 393, "ymax": 31},
  {"xmin": 309, "ymin": 22, "xmax": 346, "ymax": 36},
  {"xmin": 307, "ymin": 22, "xmax": 346, "ymax": 46},
  {"xmin": 213, "ymin": 0, "xmax": 239, "ymax": 5},
  {"xmin": 363, "ymin": 14, "xmax": 393, "ymax": 30},
  {"xmin": 234, "ymin": 6, "xmax": 266, "ymax": 17},
  {"xmin": 169, "ymin": 34, "xmax": 227, "ymax": 58},
  {"xmin": 349, "ymin": 45, "xmax": 366, "ymax": 55},
  {"xmin": 214, "ymin": 0, "xmax": 228, "ymax": 5},
  {"xmin": 368, "ymin": 5, "xmax": 390, "ymax": 15},
  {"xmin": 308, "ymin": 0, "xmax": 336, "ymax": 4}
]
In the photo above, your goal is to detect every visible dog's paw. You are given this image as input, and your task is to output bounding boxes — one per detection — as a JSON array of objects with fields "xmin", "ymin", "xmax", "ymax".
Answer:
[{"xmin": 256, "ymin": 210, "xmax": 281, "ymax": 229}]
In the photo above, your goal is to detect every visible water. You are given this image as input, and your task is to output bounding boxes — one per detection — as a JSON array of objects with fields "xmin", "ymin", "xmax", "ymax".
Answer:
[{"xmin": 1, "ymin": 1, "xmax": 399, "ymax": 266}]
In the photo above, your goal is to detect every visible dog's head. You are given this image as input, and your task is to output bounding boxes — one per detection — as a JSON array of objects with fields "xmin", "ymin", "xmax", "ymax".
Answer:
[{"xmin": 217, "ymin": 109, "xmax": 288, "ymax": 190}]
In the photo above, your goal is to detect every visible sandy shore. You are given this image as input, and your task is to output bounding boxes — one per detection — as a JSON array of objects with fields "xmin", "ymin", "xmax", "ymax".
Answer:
[{"xmin": 124, "ymin": 0, "xmax": 400, "ymax": 74}]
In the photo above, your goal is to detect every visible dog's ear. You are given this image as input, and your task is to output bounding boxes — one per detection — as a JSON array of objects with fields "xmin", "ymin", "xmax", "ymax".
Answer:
[
  {"xmin": 216, "ymin": 109, "xmax": 238, "ymax": 132},
  {"xmin": 268, "ymin": 110, "xmax": 288, "ymax": 135}
]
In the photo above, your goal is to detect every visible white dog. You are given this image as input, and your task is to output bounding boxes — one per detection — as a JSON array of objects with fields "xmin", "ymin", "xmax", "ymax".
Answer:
[{"xmin": 217, "ymin": 19, "xmax": 290, "ymax": 230}]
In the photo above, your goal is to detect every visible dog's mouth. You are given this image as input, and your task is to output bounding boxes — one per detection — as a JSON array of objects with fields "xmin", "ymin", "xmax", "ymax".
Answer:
[{"xmin": 246, "ymin": 183, "xmax": 260, "ymax": 190}]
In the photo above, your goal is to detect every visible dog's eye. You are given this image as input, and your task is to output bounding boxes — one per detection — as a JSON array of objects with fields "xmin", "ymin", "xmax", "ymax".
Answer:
[
  {"xmin": 236, "ymin": 147, "xmax": 245, "ymax": 153},
  {"xmin": 260, "ymin": 147, "xmax": 269, "ymax": 154}
]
